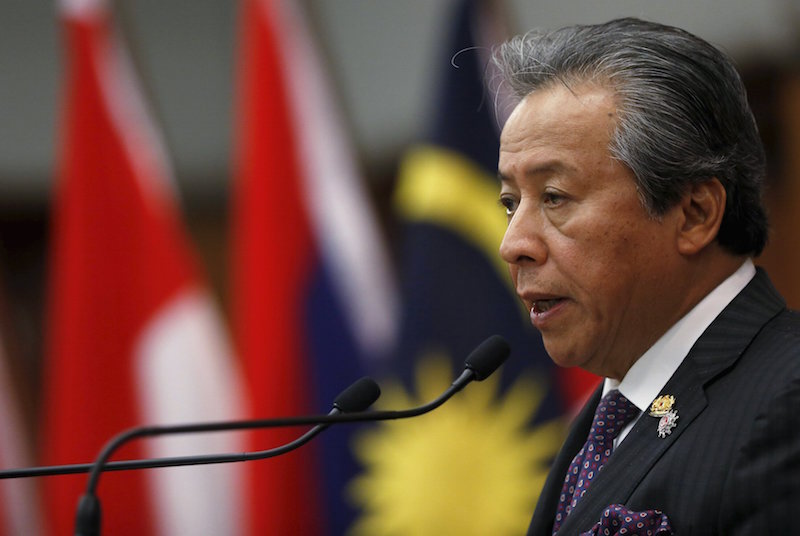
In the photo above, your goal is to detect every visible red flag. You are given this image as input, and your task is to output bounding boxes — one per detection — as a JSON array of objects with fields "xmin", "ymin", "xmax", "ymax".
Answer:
[
  {"xmin": 232, "ymin": 1, "xmax": 320, "ymax": 532},
  {"xmin": 231, "ymin": 0, "xmax": 398, "ymax": 533},
  {"xmin": 41, "ymin": 1, "xmax": 246, "ymax": 534}
]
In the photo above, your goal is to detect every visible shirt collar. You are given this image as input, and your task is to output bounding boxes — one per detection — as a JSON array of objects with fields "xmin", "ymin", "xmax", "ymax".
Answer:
[{"xmin": 603, "ymin": 259, "xmax": 756, "ymax": 412}]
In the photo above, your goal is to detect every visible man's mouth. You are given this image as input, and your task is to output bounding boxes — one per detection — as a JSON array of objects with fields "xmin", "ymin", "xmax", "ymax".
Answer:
[{"xmin": 531, "ymin": 298, "xmax": 564, "ymax": 314}]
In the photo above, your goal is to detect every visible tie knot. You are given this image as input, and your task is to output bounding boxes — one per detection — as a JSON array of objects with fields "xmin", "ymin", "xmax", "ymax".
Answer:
[{"xmin": 590, "ymin": 390, "xmax": 639, "ymax": 445}]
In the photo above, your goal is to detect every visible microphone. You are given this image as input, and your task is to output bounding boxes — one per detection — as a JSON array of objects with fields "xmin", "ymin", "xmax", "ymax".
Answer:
[
  {"xmin": 73, "ymin": 335, "xmax": 508, "ymax": 535},
  {"xmin": 0, "ymin": 376, "xmax": 381, "ymax": 480},
  {"xmin": 73, "ymin": 376, "xmax": 381, "ymax": 536},
  {"xmin": 78, "ymin": 333, "xmax": 508, "ymax": 478},
  {"xmin": 8, "ymin": 335, "xmax": 507, "ymax": 483},
  {"xmin": 464, "ymin": 334, "xmax": 511, "ymax": 380},
  {"xmin": 20, "ymin": 335, "xmax": 507, "ymax": 535}
]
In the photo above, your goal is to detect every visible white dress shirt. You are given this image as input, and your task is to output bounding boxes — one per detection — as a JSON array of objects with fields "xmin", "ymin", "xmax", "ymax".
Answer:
[{"xmin": 602, "ymin": 259, "xmax": 756, "ymax": 446}]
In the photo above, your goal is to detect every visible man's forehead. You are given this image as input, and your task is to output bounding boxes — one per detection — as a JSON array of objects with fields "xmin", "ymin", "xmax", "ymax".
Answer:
[
  {"xmin": 500, "ymin": 84, "xmax": 617, "ymax": 153},
  {"xmin": 505, "ymin": 83, "xmax": 615, "ymax": 127}
]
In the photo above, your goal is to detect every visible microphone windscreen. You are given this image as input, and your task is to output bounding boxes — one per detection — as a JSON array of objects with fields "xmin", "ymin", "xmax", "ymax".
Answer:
[
  {"xmin": 464, "ymin": 335, "xmax": 510, "ymax": 380},
  {"xmin": 333, "ymin": 377, "xmax": 381, "ymax": 412}
]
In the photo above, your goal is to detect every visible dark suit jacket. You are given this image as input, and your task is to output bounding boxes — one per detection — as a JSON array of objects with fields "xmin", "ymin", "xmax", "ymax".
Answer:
[{"xmin": 528, "ymin": 268, "xmax": 800, "ymax": 535}]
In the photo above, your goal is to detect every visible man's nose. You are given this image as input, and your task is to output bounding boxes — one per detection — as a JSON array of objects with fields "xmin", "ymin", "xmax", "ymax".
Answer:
[{"xmin": 499, "ymin": 207, "xmax": 548, "ymax": 267}]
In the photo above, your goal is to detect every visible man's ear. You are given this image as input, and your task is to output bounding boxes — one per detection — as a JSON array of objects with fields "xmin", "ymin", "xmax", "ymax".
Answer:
[{"xmin": 676, "ymin": 178, "xmax": 726, "ymax": 255}]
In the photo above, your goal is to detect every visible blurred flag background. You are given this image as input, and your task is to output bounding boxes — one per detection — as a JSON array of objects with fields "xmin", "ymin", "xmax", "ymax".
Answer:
[
  {"xmin": 230, "ymin": 0, "xmax": 397, "ymax": 534},
  {"xmin": 3, "ymin": 0, "xmax": 796, "ymax": 535},
  {"xmin": 0, "ymin": 278, "xmax": 42, "ymax": 536},
  {"xmin": 40, "ymin": 0, "xmax": 246, "ymax": 534}
]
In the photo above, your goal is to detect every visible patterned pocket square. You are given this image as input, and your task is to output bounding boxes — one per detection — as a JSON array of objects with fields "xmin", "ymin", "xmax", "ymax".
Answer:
[{"xmin": 579, "ymin": 504, "xmax": 673, "ymax": 536}]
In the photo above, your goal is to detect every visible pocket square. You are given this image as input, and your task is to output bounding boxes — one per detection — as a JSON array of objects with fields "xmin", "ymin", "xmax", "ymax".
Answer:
[{"xmin": 579, "ymin": 504, "xmax": 673, "ymax": 536}]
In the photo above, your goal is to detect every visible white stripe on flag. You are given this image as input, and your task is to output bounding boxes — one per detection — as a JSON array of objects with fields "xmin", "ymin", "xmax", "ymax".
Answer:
[
  {"xmin": 95, "ymin": 8, "xmax": 180, "ymax": 205},
  {"xmin": 59, "ymin": 0, "xmax": 104, "ymax": 18},
  {"xmin": 268, "ymin": 0, "xmax": 399, "ymax": 358},
  {"xmin": 136, "ymin": 288, "xmax": 245, "ymax": 536}
]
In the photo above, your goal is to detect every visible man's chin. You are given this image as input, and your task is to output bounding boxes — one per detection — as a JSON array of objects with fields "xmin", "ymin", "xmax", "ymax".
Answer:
[{"xmin": 542, "ymin": 345, "xmax": 584, "ymax": 370}]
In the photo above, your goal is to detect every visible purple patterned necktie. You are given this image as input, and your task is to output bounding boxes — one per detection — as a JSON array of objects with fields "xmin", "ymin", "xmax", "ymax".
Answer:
[{"xmin": 552, "ymin": 389, "xmax": 640, "ymax": 535}]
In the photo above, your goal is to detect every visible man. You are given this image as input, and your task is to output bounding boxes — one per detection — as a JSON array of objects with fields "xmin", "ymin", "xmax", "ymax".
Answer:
[{"xmin": 493, "ymin": 18, "xmax": 800, "ymax": 535}]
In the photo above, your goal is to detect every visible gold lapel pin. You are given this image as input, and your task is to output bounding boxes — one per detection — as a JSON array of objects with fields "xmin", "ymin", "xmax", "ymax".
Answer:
[
  {"xmin": 649, "ymin": 395, "xmax": 678, "ymax": 438},
  {"xmin": 648, "ymin": 395, "xmax": 675, "ymax": 417}
]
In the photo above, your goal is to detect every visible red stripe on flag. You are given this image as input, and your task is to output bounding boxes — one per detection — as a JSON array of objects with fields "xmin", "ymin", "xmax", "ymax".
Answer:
[
  {"xmin": 41, "ymin": 10, "xmax": 201, "ymax": 535},
  {"xmin": 231, "ymin": 0, "xmax": 321, "ymax": 533}
]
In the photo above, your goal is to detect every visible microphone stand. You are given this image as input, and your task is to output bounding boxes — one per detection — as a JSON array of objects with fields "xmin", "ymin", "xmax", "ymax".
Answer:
[
  {"xmin": 73, "ymin": 334, "xmax": 509, "ymax": 535},
  {"xmin": 72, "ymin": 406, "xmax": 343, "ymax": 536},
  {"xmin": 72, "ymin": 377, "xmax": 472, "ymax": 535}
]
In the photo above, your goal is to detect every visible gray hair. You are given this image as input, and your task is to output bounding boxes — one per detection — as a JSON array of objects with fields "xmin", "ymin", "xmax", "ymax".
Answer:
[{"xmin": 493, "ymin": 18, "xmax": 768, "ymax": 256}]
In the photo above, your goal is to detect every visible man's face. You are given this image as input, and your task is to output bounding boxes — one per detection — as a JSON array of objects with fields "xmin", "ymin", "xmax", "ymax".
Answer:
[{"xmin": 498, "ymin": 84, "xmax": 685, "ymax": 379}]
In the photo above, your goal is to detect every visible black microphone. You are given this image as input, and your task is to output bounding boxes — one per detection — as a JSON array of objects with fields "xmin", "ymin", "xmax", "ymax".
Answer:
[
  {"xmin": 73, "ymin": 376, "xmax": 381, "ymax": 536},
  {"xmin": 0, "ymin": 376, "xmax": 381, "ymax": 480},
  {"xmin": 76, "ymin": 334, "xmax": 508, "ymax": 480},
  {"xmin": 50, "ymin": 334, "xmax": 507, "ymax": 536},
  {"xmin": 72, "ymin": 334, "xmax": 506, "ymax": 484}
]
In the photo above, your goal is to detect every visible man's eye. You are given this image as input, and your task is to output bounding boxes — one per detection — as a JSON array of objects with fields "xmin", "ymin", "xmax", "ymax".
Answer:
[
  {"xmin": 543, "ymin": 191, "xmax": 565, "ymax": 207},
  {"xmin": 498, "ymin": 196, "xmax": 518, "ymax": 216}
]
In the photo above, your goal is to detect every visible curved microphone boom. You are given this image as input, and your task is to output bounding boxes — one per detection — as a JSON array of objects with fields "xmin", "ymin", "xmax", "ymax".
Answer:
[
  {"xmin": 78, "ymin": 334, "xmax": 509, "ymax": 487},
  {"xmin": 38, "ymin": 335, "xmax": 507, "ymax": 536},
  {"xmin": 12, "ymin": 336, "xmax": 509, "ymax": 480},
  {"xmin": 4, "ymin": 335, "xmax": 509, "ymax": 485},
  {"xmin": 74, "ymin": 335, "xmax": 509, "ymax": 535},
  {"xmin": 72, "ymin": 376, "xmax": 380, "ymax": 536},
  {"xmin": 0, "ymin": 377, "xmax": 380, "ymax": 480}
]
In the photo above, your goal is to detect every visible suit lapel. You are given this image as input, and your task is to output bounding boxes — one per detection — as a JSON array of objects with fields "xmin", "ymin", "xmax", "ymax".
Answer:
[{"xmin": 553, "ymin": 269, "xmax": 785, "ymax": 535}]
